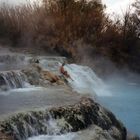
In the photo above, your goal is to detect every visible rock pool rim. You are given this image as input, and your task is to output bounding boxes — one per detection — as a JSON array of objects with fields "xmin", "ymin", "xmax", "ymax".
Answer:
[{"xmin": 0, "ymin": 97, "xmax": 127, "ymax": 140}]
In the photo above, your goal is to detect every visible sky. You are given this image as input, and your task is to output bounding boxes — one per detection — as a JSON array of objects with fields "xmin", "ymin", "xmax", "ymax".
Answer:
[
  {"xmin": 0, "ymin": 0, "xmax": 134, "ymax": 15},
  {"xmin": 0, "ymin": 0, "xmax": 36, "ymax": 5},
  {"xmin": 102, "ymin": 0, "xmax": 134, "ymax": 15}
]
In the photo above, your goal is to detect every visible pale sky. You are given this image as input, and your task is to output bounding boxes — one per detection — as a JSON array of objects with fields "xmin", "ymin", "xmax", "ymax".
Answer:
[
  {"xmin": 0, "ymin": 0, "xmax": 134, "ymax": 15},
  {"xmin": 0, "ymin": 0, "xmax": 36, "ymax": 5},
  {"xmin": 102, "ymin": 0, "xmax": 134, "ymax": 15}
]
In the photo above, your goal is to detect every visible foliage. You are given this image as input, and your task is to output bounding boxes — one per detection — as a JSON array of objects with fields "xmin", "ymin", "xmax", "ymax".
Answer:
[{"xmin": 0, "ymin": 0, "xmax": 140, "ymax": 72}]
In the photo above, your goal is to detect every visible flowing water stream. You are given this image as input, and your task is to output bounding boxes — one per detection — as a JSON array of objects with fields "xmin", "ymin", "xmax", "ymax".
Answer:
[
  {"xmin": 64, "ymin": 65, "xmax": 140, "ymax": 136},
  {"xmin": 28, "ymin": 134, "xmax": 76, "ymax": 140},
  {"xmin": 65, "ymin": 65, "xmax": 140, "ymax": 136},
  {"xmin": 28, "ymin": 64, "xmax": 140, "ymax": 139},
  {"xmin": 0, "ymin": 0, "xmax": 139, "ymax": 139},
  {"xmin": 0, "ymin": 54, "xmax": 140, "ymax": 139}
]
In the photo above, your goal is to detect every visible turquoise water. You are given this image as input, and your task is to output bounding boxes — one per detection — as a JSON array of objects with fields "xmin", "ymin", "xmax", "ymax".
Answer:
[
  {"xmin": 65, "ymin": 64, "xmax": 140, "ymax": 136},
  {"xmin": 99, "ymin": 76, "xmax": 140, "ymax": 136}
]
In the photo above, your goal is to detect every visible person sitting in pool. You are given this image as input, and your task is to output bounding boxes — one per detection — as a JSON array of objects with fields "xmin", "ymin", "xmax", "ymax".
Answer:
[{"xmin": 60, "ymin": 63, "xmax": 73, "ymax": 80}]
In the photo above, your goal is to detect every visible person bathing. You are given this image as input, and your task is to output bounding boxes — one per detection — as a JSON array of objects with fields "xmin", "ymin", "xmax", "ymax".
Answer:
[{"xmin": 60, "ymin": 63, "xmax": 73, "ymax": 80}]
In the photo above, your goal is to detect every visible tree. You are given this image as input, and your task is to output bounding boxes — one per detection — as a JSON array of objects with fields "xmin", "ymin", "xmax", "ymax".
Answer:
[
  {"xmin": 132, "ymin": 0, "xmax": 140, "ymax": 37},
  {"xmin": 41, "ymin": 0, "xmax": 106, "ymax": 57}
]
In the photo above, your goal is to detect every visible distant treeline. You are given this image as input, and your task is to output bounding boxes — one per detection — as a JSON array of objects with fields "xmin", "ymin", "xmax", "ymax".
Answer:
[{"xmin": 0, "ymin": 0, "xmax": 140, "ymax": 72}]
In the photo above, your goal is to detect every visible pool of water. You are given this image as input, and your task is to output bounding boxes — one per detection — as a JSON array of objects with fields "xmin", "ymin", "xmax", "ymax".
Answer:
[
  {"xmin": 99, "ymin": 76, "xmax": 140, "ymax": 136},
  {"xmin": 64, "ymin": 64, "xmax": 140, "ymax": 136},
  {"xmin": 0, "ymin": 86, "xmax": 81, "ymax": 120}
]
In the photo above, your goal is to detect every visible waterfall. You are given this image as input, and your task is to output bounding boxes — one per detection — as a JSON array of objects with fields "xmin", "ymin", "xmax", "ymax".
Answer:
[
  {"xmin": 64, "ymin": 64, "xmax": 111, "ymax": 97},
  {"xmin": 0, "ymin": 111, "xmax": 72, "ymax": 140},
  {"xmin": 28, "ymin": 133, "xmax": 76, "ymax": 140},
  {"xmin": 0, "ymin": 97, "xmax": 127, "ymax": 140},
  {"xmin": 0, "ymin": 71, "xmax": 28, "ymax": 90}
]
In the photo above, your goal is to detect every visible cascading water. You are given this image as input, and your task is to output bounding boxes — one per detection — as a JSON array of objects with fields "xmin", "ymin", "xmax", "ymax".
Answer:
[
  {"xmin": 0, "ymin": 55, "xmax": 139, "ymax": 139},
  {"xmin": 1, "ymin": 110, "xmax": 75, "ymax": 140},
  {"xmin": 0, "ymin": 71, "xmax": 29, "ymax": 90},
  {"xmin": 64, "ymin": 64, "xmax": 111, "ymax": 97},
  {"xmin": 26, "ymin": 64, "xmax": 113, "ymax": 140},
  {"xmin": 64, "ymin": 64, "xmax": 140, "ymax": 135},
  {"xmin": 28, "ymin": 133, "xmax": 76, "ymax": 140},
  {"xmin": 0, "ymin": 54, "xmax": 28, "ymax": 71}
]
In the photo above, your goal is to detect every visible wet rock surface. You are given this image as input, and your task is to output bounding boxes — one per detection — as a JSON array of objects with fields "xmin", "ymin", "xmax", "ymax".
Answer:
[
  {"xmin": 0, "ymin": 98, "xmax": 127, "ymax": 140},
  {"xmin": 22, "ymin": 64, "xmax": 66, "ymax": 87},
  {"xmin": 0, "ymin": 53, "xmax": 139, "ymax": 140},
  {"xmin": 0, "ymin": 54, "xmax": 67, "ymax": 90}
]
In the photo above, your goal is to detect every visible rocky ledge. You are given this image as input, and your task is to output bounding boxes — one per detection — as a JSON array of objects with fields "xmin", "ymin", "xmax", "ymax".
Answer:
[{"xmin": 0, "ymin": 97, "xmax": 129, "ymax": 140}]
